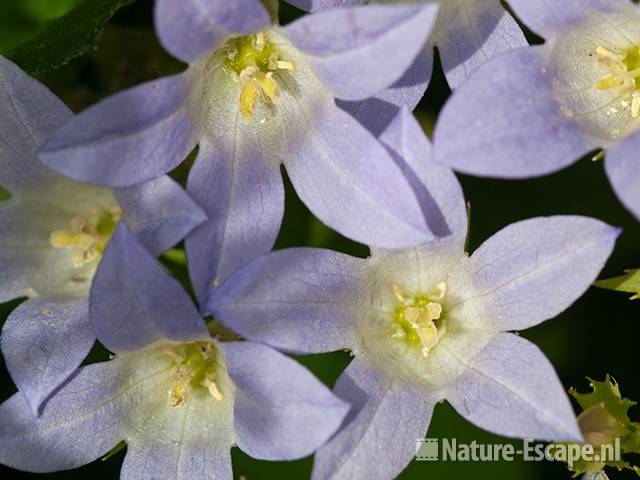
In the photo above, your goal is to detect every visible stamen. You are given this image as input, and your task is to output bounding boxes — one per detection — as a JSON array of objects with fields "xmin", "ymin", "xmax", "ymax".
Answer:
[{"xmin": 391, "ymin": 284, "xmax": 448, "ymax": 358}]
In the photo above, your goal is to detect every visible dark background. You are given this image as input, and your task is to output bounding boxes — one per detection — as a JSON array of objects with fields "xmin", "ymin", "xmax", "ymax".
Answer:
[{"xmin": 0, "ymin": 0, "xmax": 638, "ymax": 478}]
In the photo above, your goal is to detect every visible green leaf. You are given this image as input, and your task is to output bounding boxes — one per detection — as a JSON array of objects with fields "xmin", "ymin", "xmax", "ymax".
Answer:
[
  {"xmin": 559, "ymin": 376, "xmax": 640, "ymax": 478},
  {"xmin": 595, "ymin": 269, "xmax": 640, "ymax": 300},
  {"xmin": 7, "ymin": 0, "xmax": 136, "ymax": 76}
]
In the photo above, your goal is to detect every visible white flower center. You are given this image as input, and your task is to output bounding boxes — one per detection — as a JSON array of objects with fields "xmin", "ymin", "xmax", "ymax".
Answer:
[
  {"xmin": 49, "ymin": 205, "xmax": 122, "ymax": 268},
  {"xmin": 221, "ymin": 32, "xmax": 295, "ymax": 122},
  {"xmin": 390, "ymin": 282, "xmax": 448, "ymax": 357},
  {"xmin": 550, "ymin": 9, "xmax": 640, "ymax": 142}
]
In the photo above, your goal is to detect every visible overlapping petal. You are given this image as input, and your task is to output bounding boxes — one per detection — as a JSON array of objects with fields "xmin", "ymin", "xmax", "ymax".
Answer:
[
  {"xmin": 508, "ymin": 0, "xmax": 631, "ymax": 39},
  {"xmin": 155, "ymin": 0, "xmax": 270, "ymax": 62},
  {"xmin": 434, "ymin": 46, "xmax": 595, "ymax": 178},
  {"xmin": 284, "ymin": 3, "xmax": 439, "ymax": 101},
  {"xmin": 209, "ymin": 248, "xmax": 369, "ymax": 354},
  {"xmin": 40, "ymin": 74, "xmax": 198, "ymax": 187},
  {"xmin": 90, "ymin": 224, "xmax": 208, "ymax": 353},
  {"xmin": 312, "ymin": 357, "xmax": 435, "ymax": 480},
  {"xmin": 186, "ymin": 140, "xmax": 284, "ymax": 303},
  {"xmin": 1, "ymin": 297, "xmax": 92, "ymax": 414},
  {"xmin": 224, "ymin": 341, "xmax": 350, "ymax": 460},
  {"xmin": 379, "ymin": 107, "xmax": 467, "ymax": 246},
  {"xmin": 116, "ymin": 175, "xmax": 207, "ymax": 257}
]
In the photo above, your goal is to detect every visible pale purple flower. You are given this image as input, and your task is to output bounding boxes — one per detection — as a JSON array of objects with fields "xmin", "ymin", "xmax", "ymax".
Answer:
[
  {"xmin": 38, "ymin": 0, "xmax": 450, "ymax": 302},
  {"xmin": 0, "ymin": 224, "xmax": 349, "ymax": 478},
  {"xmin": 435, "ymin": 0, "xmax": 640, "ymax": 220},
  {"xmin": 0, "ymin": 55, "xmax": 206, "ymax": 414},
  {"xmin": 288, "ymin": 0, "xmax": 528, "ymax": 135},
  {"xmin": 208, "ymin": 109, "xmax": 620, "ymax": 480}
]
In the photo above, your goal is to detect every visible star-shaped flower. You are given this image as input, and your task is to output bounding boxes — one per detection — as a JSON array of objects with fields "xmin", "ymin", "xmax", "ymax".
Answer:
[
  {"xmin": 288, "ymin": 0, "xmax": 528, "ymax": 135},
  {"xmin": 38, "ymin": 0, "xmax": 450, "ymax": 302},
  {"xmin": 0, "ymin": 55, "xmax": 206, "ymax": 414},
  {"xmin": 208, "ymin": 108, "xmax": 621, "ymax": 480},
  {"xmin": 0, "ymin": 224, "xmax": 349, "ymax": 478},
  {"xmin": 435, "ymin": 0, "xmax": 640, "ymax": 220}
]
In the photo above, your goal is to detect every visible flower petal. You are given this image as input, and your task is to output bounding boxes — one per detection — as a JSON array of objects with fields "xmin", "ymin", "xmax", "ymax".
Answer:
[
  {"xmin": 284, "ymin": 3, "xmax": 439, "ymax": 101},
  {"xmin": 605, "ymin": 131, "xmax": 640, "ymax": 220},
  {"xmin": 435, "ymin": 0, "xmax": 527, "ymax": 89},
  {"xmin": 379, "ymin": 107, "xmax": 467, "ymax": 247},
  {"xmin": 209, "ymin": 248, "xmax": 368, "ymax": 354},
  {"xmin": 0, "ymin": 180, "xmax": 117, "ymax": 301},
  {"xmin": 40, "ymin": 74, "xmax": 197, "ymax": 187},
  {"xmin": 155, "ymin": 0, "xmax": 270, "ymax": 63},
  {"xmin": 283, "ymin": 100, "xmax": 436, "ymax": 248},
  {"xmin": 0, "ymin": 360, "xmax": 131, "ymax": 472},
  {"xmin": 284, "ymin": 0, "xmax": 362, "ymax": 12},
  {"xmin": 470, "ymin": 216, "xmax": 620, "ymax": 331},
  {"xmin": 337, "ymin": 47, "xmax": 434, "ymax": 137},
  {"xmin": 434, "ymin": 46, "xmax": 595, "ymax": 178},
  {"xmin": 223, "ymin": 341, "xmax": 350, "ymax": 460},
  {"xmin": 448, "ymin": 333, "xmax": 582, "ymax": 442},
  {"xmin": 0, "ymin": 55, "xmax": 69, "ymax": 193},
  {"xmin": 121, "ymin": 432, "xmax": 232, "ymax": 480},
  {"xmin": 186, "ymin": 140, "xmax": 284, "ymax": 304},
  {"xmin": 508, "ymin": 0, "xmax": 631, "ymax": 39},
  {"xmin": 1, "ymin": 297, "xmax": 93, "ymax": 415},
  {"xmin": 90, "ymin": 224, "xmax": 207, "ymax": 353},
  {"xmin": 312, "ymin": 357, "xmax": 435, "ymax": 480},
  {"xmin": 117, "ymin": 175, "xmax": 207, "ymax": 257}
]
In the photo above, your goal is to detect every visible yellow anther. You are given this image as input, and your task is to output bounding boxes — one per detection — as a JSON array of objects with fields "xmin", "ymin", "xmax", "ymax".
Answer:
[
  {"xmin": 168, "ymin": 381, "xmax": 190, "ymax": 408},
  {"xmin": 631, "ymin": 93, "xmax": 640, "ymax": 118},
  {"xmin": 202, "ymin": 378, "xmax": 224, "ymax": 401},
  {"xmin": 49, "ymin": 230, "xmax": 94, "ymax": 249},
  {"xmin": 239, "ymin": 70, "xmax": 280, "ymax": 121},
  {"xmin": 391, "ymin": 283, "xmax": 448, "ymax": 358},
  {"xmin": 596, "ymin": 74, "xmax": 624, "ymax": 91},
  {"xmin": 393, "ymin": 284, "xmax": 407, "ymax": 303}
]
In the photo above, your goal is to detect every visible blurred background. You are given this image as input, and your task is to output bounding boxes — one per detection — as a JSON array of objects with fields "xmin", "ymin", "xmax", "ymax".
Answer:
[{"xmin": 0, "ymin": 0, "xmax": 638, "ymax": 478}]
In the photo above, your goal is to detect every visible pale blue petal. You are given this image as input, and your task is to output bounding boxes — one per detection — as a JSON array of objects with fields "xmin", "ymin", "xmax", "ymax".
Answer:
[
  {"xmin": 40, "ymin": 74, "xmax": 197, "ymax": 187},
  {"xmin": 284, "ymin": 3, "xmax": 439, "ymax": 101},
  {"xmin": 470, "ymin": 216, "xmax": 620, "ymax": 331},
  {"xmin": 90, "ymin": 224, "xmax": 208, "ymax": 353},
  {"xmin": 0, "ymin": 55, "xmax": 69, "ymax": 193},
  {"xmin": 155, "ymin": 0, "xmax": 270, "ymax": 62},
  {"xmin": 1, "ymin": 297, "xmax": 92, "ymax": 415},
  {"xmin": 449, "ymin": 333, "xmax": 582, "ymax": 442},
  {"xmin": 284, "ymin": 101, "xmax": 436, "ymax": 248},
  {"xmin": 209, "ymin": 248, "xmax": 369, "ymax": 354},
  {"xmin": 117, "ymin": 175, "xmax": 207, "ymax": 257},
  {"xmin": 605, "ymin": 132, "xmax": 640, "ymax": 220},
  {"xmin": 379, "ymin": 107, "xmax": 467, "ymax": 247},
  {"xmin": 436, "ymin": 0, "xmax": 527, "ymax": 89},
  {"xmin": 509, "ymin": 0, "xmax": 632, "ymax": 39},
  {"xmin": 186, "ymin": 141, "xmax": 284, "ymax": 304},
  {"xmin": 0, "ymin": 361, "xmax": 128, "ymax": 472},
  {"xmin": 434, "ymin": 46, "xmax": 595, "ymax": 178},
  {"xmin": 313, "ymin": 357, "xmax": 435, "ymax": 480},
  {"xmin": 224, "ymin": 341, "xmax": 349, "ymax": 460}
]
